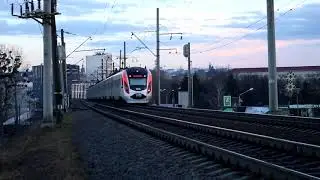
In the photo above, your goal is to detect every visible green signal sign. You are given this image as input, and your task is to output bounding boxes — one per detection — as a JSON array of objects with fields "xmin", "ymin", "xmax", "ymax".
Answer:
[{"xmin": 223, "ymin": 96, "xmax": 232, "ymax": 107}]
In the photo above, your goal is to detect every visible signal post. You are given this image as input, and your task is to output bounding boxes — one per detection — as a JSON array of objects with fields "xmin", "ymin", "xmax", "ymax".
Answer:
[{"xmin": 183, "ymin": 43, "xmax": 192, "ymax": 108}]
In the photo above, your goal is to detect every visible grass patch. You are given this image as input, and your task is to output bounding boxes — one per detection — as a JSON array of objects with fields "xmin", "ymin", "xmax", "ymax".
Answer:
[{"xmin": 0, "ymin": 114, "xmax": 87, "ymax": 180}]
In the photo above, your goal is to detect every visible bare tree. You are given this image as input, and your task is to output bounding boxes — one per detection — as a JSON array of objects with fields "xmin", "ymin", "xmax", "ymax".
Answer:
[
  {"xmin": 0, "ymin": 45, "xmax": 22, "ymax": 137},
  {"xmin": 210, "ymin": 69, "xmax": 229, "ymax": 109}
]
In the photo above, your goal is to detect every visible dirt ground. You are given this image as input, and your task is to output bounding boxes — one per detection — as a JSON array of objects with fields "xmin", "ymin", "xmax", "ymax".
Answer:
[{"xmin": 0, "ymin": 114, "xmax": 87, "ymax": 180}]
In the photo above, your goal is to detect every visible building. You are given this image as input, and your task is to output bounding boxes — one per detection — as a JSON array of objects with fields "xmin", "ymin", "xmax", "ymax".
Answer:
[
  {"xmin": 32, "ymin": 65, "xmax": 44, "ymax": 107},
  {"xmin": 86, "ymin": 53, "xmax": 112, "ymax": 82},
  {"xmin": 32, "ymin": 64, "xmax": 80, "ymax": 107},
  {"xmin": 232, "ymin": 66, "xmax": 320, "ymax": 79},
  {"xmin": 71, "ymin": 82, "xmax": 96, "ymax": 99},
  {"xmin": 66, "ymin": 64, "xmax": 80, "ymax": 94},
  {"xmin": 79, "ymin": 63, "xmax": 86, "ymax": 81}
]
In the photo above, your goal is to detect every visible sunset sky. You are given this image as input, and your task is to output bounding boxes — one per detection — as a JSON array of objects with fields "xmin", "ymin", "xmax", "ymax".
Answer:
[{"xmin": 0, "ymin": 0, "xmax": 319, "ymax": 70}]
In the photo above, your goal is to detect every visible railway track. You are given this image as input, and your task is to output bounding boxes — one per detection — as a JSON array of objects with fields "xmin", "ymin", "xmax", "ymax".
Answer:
[
  {"xmin": 118, "ymin": 104, "xmax": 320, "ymax": 146},
  {"xmin": 84, "ymin": 101, "xmax": 320, "ymax": 180},
  {"xmin": 134, "ymin": 104, "xmax": 320, "ymax": 130}
]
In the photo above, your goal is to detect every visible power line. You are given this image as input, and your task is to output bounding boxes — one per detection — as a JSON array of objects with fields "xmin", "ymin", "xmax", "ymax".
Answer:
[
  {"xmin": 191, "ymin": 0, "xmax": 307, "ymax": 54},
  {"xmin": 192, "ymin": 0, "xmax": 307, "ymax": 54},
  {"xmin": 189, "ymin": 16, "xmax": 268, "ymax": 54},
  {"xmin": 62, "ymin": 0, "xmax": 118, "ymax": 54},
  {"xmin": 91, "ymin": 0, "xmax": 118, "ymax": 39},
  {"xmin": 191, "ymin": 16, "xmax": 267, "ymax": 54},
  {"xmin": 66, "ymin": 36, "xmax": 92, "ymax": 58},
  {"xmin": 131, "ymin": 32, "xmax": 156, "ymax": 57}
]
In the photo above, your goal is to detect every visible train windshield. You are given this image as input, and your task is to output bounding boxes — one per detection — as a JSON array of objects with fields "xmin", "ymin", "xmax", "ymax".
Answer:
[
  {"xmin": 129, "ymin": 78, "xmax": 147, "ymax": 86},
  {"xmin": 126, "ymin": 67, "xmax": 148, "ymax": 90}
]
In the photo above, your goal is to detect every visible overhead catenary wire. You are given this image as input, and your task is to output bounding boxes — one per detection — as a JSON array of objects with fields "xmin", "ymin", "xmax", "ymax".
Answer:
[
  {"xmin": 91, "ymin": 0, "xmax": 118, "ymax": 40},
  {"xmin": 189, "ymin": 0, "xmax": 302, "ymax": 53},
  {"xmin": 64, "ymin": 0, "xmax": 118, "ymax": 59},
  {"xmin": 66, "ymin": 36, "xmax": 92, "ymax": 58},
  {"xmin": 191, "ymin": 0, "xmax": 308, "ymax": 54},
  {"xmin": 189, "ymin": 16, "xmax": 267, "ymax": 54},
  {"xmin": 63, "ymin": 0, "xmax": 117, "ymax": 61}
]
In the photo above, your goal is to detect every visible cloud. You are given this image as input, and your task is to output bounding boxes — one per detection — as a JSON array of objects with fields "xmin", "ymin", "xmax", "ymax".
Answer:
[
  {"xmin": 58, "ymin": 0, "xmax": 137, "ymax": 16},
  {"xmin": 1, "ymin": 0, "xmax": 320, "ymax": 69},
  {"xmin": 0, "ymin": 17, "xmax": 147, "ymax": 38},
  {"xmin": 57, "ymin": 21, "xmax": 146, "ymax": 37},
  {"xmin": 187, "ymin": 38, "xmax": 320, "ymax": 69},
  {"xmin": 273, "ymin": 3, "xmax": 320, "ymax": 40},
  {"xmin": 0, "ymin": 0, "xmax": 10, "ymax": 11},
  {"xmin": 58, "ymin": 0, "xmax": 107, "ymax": 16},
  {"xmin": 0, "ymin": 19, "xmax": 40, "ymax": 35},
  {"xmin": 218, "ymin": 3, "xmax": 320, "ymax": 41}
]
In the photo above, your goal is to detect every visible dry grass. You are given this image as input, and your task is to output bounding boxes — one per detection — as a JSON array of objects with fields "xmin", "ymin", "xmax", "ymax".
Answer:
[{"xmin": 0, "ymin": 114, "xmax": 87, "ymax": 180}]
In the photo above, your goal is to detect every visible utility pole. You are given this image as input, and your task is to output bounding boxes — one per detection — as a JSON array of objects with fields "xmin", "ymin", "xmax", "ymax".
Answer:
[
  {"xmin": 60, "ymin": 29, "xmax": 67, "ymax": 112},
  {"xmin": 36, "ymin": 0, "xmax": 53, "ymax": 126},
  {"xmin": 119, "ymin": 50, "xmax": 122, "ymax": 69},
  {"xmin": 192, "ymin": 68, "xmax": 194, "ymax": 107},
  {"xmin": 43, "ymin": 0, "xmax": 54, "ymax": 126},
  {"xmin": 187, "ymin": 43, "xmax": 192, "ymax": 108},
  {"xmin": 106, "ymin": 56, "xmax": 110, "ymax": 78},
  {"xmin": 130, "ymin": 9, "xmax": 182, "ymax": 106},
  {"xmin": 266, "ymin": 0, "xmax": 278, "ymax": 113},
  {"xmin": 101, "ymin": 58, "xmax": 104, "ymax": 80},
  {"xmin": 11, "ymin": 0, "xmax": 60, "ymax": 126},
  {"xmin": 51, "ymin": 0, "xmax": 63, "ymax": 124},
  {"xmin": 14, "ymin": 82, "xmax": 18, "ymax": 126},
  {"xmin": 183, "ymin": 42, "xmax": 192, "ymax": 108},
  {"xmin": 156, "ymin": 8, "xmax": 160, "ymax": 105},
  {"xmin": 58, "ymin": 45, "xmax": 64, "ymax": 108},
  {"xmin": 124, "ymin": 41, "xmax": 126, "ymax": 68}
]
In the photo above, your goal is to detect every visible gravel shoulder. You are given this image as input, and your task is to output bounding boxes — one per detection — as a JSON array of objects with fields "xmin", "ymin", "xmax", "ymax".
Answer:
[{"xmin": 72, "ymin": 103, "xmax": 256, "ymax": 179}]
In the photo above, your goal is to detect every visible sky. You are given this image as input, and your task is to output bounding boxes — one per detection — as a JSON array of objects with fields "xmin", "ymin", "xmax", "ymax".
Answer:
[{"xmin": 1, "ymin": 0, "xmax": 320, "ymax": 70}]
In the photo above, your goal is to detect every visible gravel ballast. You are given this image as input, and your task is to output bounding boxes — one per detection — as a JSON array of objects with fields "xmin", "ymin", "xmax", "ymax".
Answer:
[{"xmin": 72, "ymin": 103, "xmax": 256, "ymax": 179}]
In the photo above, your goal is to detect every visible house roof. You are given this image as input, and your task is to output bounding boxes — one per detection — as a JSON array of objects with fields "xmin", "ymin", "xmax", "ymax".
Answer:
[{"xmin": 232, "ymin": 66, "xmax": 320, "ymax": 73}]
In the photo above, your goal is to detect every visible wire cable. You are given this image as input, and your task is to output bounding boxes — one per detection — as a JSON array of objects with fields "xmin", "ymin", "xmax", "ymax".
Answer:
[
  {"xmin": 91, "ymin": 0, "xmax": 118, "ymax": 39},
  {"xmin": 192, "ymin": 0, "xmax": 308, "ymax": 54},
  {"xmin": 189, "ymin": 16, "xmax": 268, "ymax": 54}
]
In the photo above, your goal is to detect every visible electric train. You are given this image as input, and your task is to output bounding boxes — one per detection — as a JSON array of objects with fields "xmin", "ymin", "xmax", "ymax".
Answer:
[{"xmin": 86, "ymin": 67, "xmax": 152, "ymax": 104}]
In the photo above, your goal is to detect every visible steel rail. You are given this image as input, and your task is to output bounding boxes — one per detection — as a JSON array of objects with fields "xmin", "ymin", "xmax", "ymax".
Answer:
[{"xmin": 83, "ymin": 101, "xmax": 320, "ymax": 180}]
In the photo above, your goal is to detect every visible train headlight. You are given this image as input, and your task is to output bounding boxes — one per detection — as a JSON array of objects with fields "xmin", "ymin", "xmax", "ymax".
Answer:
[
  {"xmin": 147, "ymin": 82, "xmax": 152, "ymax": 93},
  {"xmin": 124, "ymin": 82, "xmax": 130, "ymax": 94}
]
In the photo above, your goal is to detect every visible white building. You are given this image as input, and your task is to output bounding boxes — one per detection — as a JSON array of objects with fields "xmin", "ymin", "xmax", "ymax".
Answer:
[
  {"xmin": 71, "ymin": 82, "xmax": 96, "ymax": 99},
  {"xmin": 86, "ymin": 53, "xmax": 112, "ymax": 82},
  {"xmin": 232, "ymin": 66, "xmax": 320, "ymax": 79}
]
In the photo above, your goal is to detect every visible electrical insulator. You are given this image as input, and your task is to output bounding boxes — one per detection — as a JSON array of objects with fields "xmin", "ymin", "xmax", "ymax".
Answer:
[
  {"xmin": 11, "ymin": 3, "xmax": 14, "ymax": 16},
  {"xmin": 30, "ymin": 0, "xmax": 35, "ymax": 12},
  {"xmin": 25, "ymin": 1, "xmax": 30, "ymax": 14},
  {"xmin": 37, "ymin": 0, "xmax": 41, "ymax": 11},
  {"xmin": 20, "ymin": 5, "xmax": 23, "ymax": 16}
]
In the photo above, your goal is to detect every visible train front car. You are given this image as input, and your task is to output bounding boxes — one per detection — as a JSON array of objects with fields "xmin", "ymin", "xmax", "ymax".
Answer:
[{"xmin": 122, "ymin": 67, "xmax": 152, "ymax": 104}]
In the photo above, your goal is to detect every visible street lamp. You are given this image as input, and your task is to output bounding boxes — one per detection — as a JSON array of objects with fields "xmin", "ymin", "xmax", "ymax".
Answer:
[
  {"xmin": 171, "ymin": 90, "xmax": 175, "ymax": 107},
  {"xmin": 238, "ymin": 88, "xmax": 254, "ymax": 106}
]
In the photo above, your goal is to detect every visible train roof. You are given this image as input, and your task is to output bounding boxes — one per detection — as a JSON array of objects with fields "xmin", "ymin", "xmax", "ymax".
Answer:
[
  {"xmin": 87, "ymin": 67, "xmax": 150, "ymax": 89},
  {"xmin": 126, "ymin": 67, "xmax": 148, "ymax": 74}
]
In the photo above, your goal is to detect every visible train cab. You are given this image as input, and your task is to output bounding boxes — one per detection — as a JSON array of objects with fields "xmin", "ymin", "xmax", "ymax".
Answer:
[{"xmin": 122, "ymin": 67, "xmax": 152, "ymax": 103}]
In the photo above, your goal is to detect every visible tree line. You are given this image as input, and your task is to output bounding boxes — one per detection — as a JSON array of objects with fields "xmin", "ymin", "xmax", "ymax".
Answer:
[
  {"xmin": 152, "ymin": 66, "xmax": 320, "ymax": 109},
  {"xmin": 0, "ymin": 45, "xmax": 23, "ymax": 137}
]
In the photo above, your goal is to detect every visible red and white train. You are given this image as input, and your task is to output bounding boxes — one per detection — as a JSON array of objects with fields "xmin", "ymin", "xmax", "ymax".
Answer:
[{"xmin": 87, "ymin": 67, "xmax": 152, "ymax": 104}]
